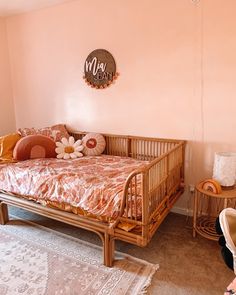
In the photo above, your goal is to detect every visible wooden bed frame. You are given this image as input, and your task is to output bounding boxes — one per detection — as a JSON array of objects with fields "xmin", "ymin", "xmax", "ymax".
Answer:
[{"xmin": 0, "ymin": 131, "xmax": 186, "ymax": 266}]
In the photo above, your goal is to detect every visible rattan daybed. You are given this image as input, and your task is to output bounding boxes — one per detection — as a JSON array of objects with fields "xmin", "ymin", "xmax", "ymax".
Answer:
[{"xmin": 0, "ymin": 131, "xmax": 186, "ymax": 266}]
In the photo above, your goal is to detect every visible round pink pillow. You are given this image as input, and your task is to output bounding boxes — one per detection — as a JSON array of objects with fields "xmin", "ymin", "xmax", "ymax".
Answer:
[
  {"xmin": 13, "ymin": 135, "xmax": 56, "ymax": 161},
  {"xmin": 82, "ymin": 133, "xmax": 106, "ymax": 156}
]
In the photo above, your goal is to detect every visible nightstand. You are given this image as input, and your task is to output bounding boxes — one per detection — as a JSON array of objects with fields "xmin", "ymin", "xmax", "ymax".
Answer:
[{"xmin": 193, "ymin": 182, "xmax": 236, "ymax": 241}]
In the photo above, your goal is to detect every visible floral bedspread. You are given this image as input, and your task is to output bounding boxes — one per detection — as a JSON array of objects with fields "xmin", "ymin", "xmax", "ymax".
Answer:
[{"xmin": 0, "ymin": 155, "xmax": 149, "ymax": 220}]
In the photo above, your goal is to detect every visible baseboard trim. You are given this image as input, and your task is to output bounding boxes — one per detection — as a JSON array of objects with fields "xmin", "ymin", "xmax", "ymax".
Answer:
[{"xmin": 171, "ymin": 206, "xmax": 193, "ymax": 216}]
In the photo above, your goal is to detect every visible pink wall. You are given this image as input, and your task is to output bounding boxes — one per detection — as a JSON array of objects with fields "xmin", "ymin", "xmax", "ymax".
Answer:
[
  {"xmin": 5, "ymin": 0, "xmax": 236, "ymax": 212},
  {"xmin": 0, "ymin": 17, "xmax": 15, "ymax": 135}
]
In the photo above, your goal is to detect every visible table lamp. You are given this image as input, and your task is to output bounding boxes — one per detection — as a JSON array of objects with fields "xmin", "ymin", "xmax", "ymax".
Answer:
[{"xmin": 213, "ymin": 152, "xmax": 236, "ymax": 189}]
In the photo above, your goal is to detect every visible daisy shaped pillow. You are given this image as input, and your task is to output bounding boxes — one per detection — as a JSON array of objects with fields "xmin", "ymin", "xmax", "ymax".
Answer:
[{"xmin": 55, "ymin": 136, "xmax": 83, "ymax": 159}]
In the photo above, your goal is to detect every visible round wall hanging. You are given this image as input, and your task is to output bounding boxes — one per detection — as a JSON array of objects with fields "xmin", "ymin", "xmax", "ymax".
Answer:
[{"xmin": 83, "ymin": 49, "xmax": 119, "ymax": 89}]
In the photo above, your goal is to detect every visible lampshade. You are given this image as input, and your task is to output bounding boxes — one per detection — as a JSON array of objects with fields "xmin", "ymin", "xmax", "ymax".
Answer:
[{"xmin": 213, "ymin": 152, "xmax": 236, "ymax": 187}]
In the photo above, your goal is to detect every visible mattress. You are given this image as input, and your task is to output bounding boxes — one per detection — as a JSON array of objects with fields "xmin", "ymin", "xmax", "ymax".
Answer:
[{"xmin": 0, "ymin": 155, "xmax": 149, "ymax": 221}]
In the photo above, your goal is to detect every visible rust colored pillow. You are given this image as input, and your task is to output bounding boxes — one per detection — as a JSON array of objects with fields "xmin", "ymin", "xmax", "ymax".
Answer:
[
  {"xmin": 13, "ymin": 135, "xmax": 56, "ymax": 161},
  {"xmin": 18, "ymin": 124, "xmax": 69, "ymax": 142}
]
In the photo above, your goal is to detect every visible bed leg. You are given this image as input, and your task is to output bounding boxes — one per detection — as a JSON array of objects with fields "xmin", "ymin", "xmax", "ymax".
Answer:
[
  {"xmin": 0, "ymin": 202, "xmax": 9, "ymax": 225},
  {"xmin": 104, "ymin": 233, "xmax": 115, "ymax": 267}
]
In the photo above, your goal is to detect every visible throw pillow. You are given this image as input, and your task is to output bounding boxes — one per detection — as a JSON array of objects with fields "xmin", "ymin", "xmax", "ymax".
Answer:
[
  {"xmin": 18, "ymin": 124, "xmax": 69, "ymax": 142},
  {"xmin": 82, "ymin": 133, "xmax": 106, "ymax": 156},
  {"xmin": 55, "ymin": 136, "xmax": 84, "ymax": 159},
  {"xmin": 0, "ymin": 133, "xmax": 21, "ymax": 163},
  {"xmin": 13, "ymin": 135, "xmax": 56, "ymax": 161}
]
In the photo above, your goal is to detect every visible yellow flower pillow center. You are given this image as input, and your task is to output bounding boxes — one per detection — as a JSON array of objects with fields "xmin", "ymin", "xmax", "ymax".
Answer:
[{"xmin": 64, "ymin": 146, "xmax": 74, "ymax": 153}]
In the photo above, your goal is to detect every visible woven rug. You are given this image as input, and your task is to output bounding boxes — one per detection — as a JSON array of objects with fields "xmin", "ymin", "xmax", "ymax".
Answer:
[{"xmin": 0, "ymin": 217, "xmax": 158, "ymax": 295}]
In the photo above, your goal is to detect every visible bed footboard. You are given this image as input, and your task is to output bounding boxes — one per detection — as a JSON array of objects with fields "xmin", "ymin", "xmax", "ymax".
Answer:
[{"xmin": 112, "ymin": 141, "xmax": 185, "ymax": 246}]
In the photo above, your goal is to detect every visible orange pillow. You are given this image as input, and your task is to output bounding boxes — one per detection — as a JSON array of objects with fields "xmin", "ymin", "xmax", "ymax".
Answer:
[
  {"xmin": 18, "ymin": 124, "xmax": 69, "ymax": 142},
  {"xmin": 0, "ymin": 133, "xmax": 21, "ymax": 163},
  {"xmin": 13, "ymin": 135, "xmax": 56, "ymax": 161}
]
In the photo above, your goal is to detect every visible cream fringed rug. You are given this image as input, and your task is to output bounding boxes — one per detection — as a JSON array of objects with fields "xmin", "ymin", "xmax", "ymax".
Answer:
[{"xmin": 0, "ymin": 218, "xmax": 158, "ymax": 295}]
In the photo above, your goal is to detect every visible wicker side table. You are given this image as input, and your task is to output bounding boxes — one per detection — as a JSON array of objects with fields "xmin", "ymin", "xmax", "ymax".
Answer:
[{"xmin": 193, "ymin": 182, "xmax": 236, "ymax": 241}]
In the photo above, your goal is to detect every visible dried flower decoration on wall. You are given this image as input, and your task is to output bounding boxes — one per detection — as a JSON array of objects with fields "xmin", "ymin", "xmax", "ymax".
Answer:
[{"xmin": 83, "ymin": 49, "xmax": 119, "ymax": 89}]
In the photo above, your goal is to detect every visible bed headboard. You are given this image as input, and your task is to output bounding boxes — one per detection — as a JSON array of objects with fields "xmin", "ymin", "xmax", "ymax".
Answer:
[{"xmin": 69, "ymin": 131, "xmax": 185, "ymax": 161}]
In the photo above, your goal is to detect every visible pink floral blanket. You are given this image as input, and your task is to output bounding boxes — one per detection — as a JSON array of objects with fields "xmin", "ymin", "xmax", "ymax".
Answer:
[{"xmin": 0, "ymin": 155, "xmax": 149, "ymax": 220}]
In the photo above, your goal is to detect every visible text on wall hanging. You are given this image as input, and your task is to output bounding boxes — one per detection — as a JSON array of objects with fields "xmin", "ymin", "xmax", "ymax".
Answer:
[{"xmin": 83, "ymin": 49, "xmax": 119, "ymax": 89}]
